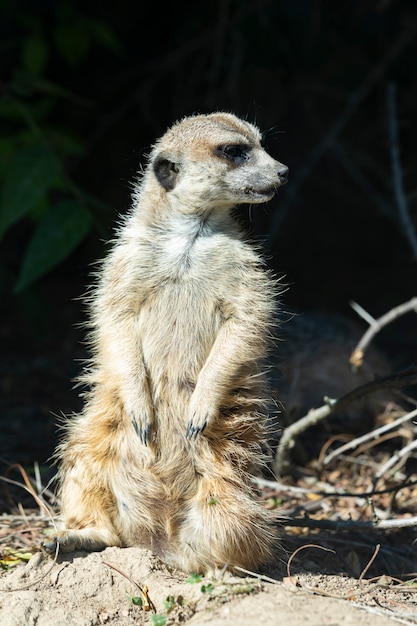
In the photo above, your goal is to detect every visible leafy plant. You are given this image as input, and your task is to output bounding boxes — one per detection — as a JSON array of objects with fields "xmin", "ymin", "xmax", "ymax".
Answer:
[
  {"xmin": 126, "ymin": 593, "xmax": 143, "ymax": 607},
  {"xmin": 163, "ymin": 595, "xmax": 177, "ymax": 612},
  {"xmin": 0, "ymin": 4, "xmax": 120, "ymax": 296},
  {"xmin": 150, "ymin": 615, "xmax": 166, "ymax": 626},
  {"xmin": 186, "ymin": 573, "xmax": 202, "ymax": 584},
  {"xmin": 0, "ymin": 548, "xmax": 33, "ymax": 570}
]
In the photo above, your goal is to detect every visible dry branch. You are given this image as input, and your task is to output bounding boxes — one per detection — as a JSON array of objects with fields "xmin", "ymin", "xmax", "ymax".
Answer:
[
  {"xmin": 273, "ymin": 367, "xmax": 417, "ymax": 475},
  {"xmin": 254, "ymin": 476, "xmax": 417, "ymax": 499},
  {"xmin": 280, "ymin": 514, "xmax": 417, "ymax": 531},
  {"xmin": 350, "ymin": 297, "xmax": 417, "ymax": 368},
  {"xmin": 322, "ymin": 406, "xmax": 417, "ymax": 467},
  {"xmin": 375, "ymin": 437, "xmax": 417, "ymax": 479}
]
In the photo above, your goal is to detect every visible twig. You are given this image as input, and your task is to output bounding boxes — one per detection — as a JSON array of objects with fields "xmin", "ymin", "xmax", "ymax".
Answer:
[
  {"xmin": 273, "ymin": 403, "xmax": 333, "ymax": 475},
  {"xmin": 387, "ymin": 82, "xmax": 417, "ymax": 263},
  {"xmin": 1, "ymin": 464, "xmax": 55, "ymax": 520},
  {"xmin": 376, "ymin": 438, "xmax": 417, "ymax": 479},
  {"xmin": 322, "ymin": 406, "xmax": 417, "ymax": 466},
  {"xmin": 280, "ymin": 514, "xmax": 417, "ymax": 531},
  {"xmin": 286, "ymin": 544, "xmax": 335, "ymax": 585},
  {"xmin": 284, "ymin": 544, "xmax": 387, "ymax": 601},
  {"xmin": 103, "ymin": 560, "xmax": 156, "ymax": 612},
  {"xmin": 359, "ymin": 544, "xmax": 380, "ymax": 584},
  {"xmin": 273, "ymin": 367, "xmax": 417, "ymax": 475},
  {"xmin": 232, "ymin": 565, "xmax": 280, "ymax": 585},
  {"xmin": 350, "ymin": 300, "xmax": 377, "ymax": 326},
  {"xmin": 346, "ymin": 429, "xmax": 412, "ymax": 458},
  {"xmin": 0, "ymin": 465, "xmax": 60, "ymax": 593},
  {"xmin": 286, "ymin": 544, "xmax": 388, "ymax": 602},
  {"xmin": 33, "ymin": 462, "xmax": 43, "ymax": 517},
  {"xmin": 253, "ymin": 476, "xmax": 417, "ymax": 499},
  {"xmin": 350, "ymin": 297, "xmax": 417, "ymax": 368}
]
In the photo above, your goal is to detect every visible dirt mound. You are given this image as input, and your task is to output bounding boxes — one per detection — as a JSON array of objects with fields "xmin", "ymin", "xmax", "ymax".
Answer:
[{"xmin": 0, "ymin": 546, "xmax": 409, "ymax": 626}]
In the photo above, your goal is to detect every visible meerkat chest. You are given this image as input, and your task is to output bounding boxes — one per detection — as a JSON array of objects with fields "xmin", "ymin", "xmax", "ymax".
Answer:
[
  {"xmin": 135, "ymin": 230, "xmax": 243, "ymax": 366},
  {"xmin": 155, "ymin": 226, "xmax": 237, "ymax": 283}
]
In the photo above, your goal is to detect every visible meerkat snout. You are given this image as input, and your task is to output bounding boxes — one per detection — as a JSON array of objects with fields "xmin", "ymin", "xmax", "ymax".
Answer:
[{"xmin": 277, "ymin": 164, "xmax": 289, "ymax": 185}]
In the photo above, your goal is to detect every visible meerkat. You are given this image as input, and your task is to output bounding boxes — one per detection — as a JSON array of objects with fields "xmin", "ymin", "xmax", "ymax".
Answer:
[{"xmin": 44, "ymin": 112, "xmax": 288, "ymax": 573}]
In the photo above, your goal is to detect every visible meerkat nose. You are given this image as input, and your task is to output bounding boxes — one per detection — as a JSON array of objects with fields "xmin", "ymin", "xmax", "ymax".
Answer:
[{"xmin": 277, "ymin": 165, "xmax": 289, "ymax": 185}]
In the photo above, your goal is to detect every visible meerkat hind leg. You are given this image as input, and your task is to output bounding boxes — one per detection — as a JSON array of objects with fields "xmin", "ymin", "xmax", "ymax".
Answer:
[
  {"xmin": 42, "ymin": 526, "xmax": 120, "ymax": 554},
  {"xmin": 176, "ymin": 478, "xmax": 275, "ymax": 573}
]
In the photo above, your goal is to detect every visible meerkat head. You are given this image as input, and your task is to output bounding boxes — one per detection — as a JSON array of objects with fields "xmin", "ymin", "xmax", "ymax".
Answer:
[{"xmin": 150, "ymin": 113, "xmax": 288, "ymax": 215}]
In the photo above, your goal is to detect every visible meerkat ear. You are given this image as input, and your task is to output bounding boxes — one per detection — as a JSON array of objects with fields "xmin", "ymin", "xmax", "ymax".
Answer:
[{"xmin": 153, "ymin": 155, "xmax": 180, "ymax": 191}]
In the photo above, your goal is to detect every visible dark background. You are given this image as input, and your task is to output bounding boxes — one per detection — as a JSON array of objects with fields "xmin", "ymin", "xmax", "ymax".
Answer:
[{"xmin": 1, "ymin": 0, "xmax": 417, "ymax": 478}]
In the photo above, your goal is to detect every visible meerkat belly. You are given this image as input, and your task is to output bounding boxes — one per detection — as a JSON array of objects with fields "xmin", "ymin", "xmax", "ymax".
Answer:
[{"xmin": 139, "ymin": 281, "xmax": 222, "ymax": 403}]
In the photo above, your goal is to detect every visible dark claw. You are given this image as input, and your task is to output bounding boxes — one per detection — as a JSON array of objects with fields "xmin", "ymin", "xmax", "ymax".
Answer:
[
  {"xmin": 131, "ymin": 419, "xmax": 141, "ymax": 441},
  {"xmin": 41, "ymin": 537, "xmax": 60, "ymax": 554},
  {"xmin": 186, "ymin": 419, "xmax": 207, "ymax": 440},
  {"xmin": 131, "ymin": 418, "xmax": 150, "ymax": 446},
  {"xmin": 41, "ymin": 539, "xmax": 54, "ymax": 554},
  {"xmin": 145, "ymin": 422, "xmax": 151, "ymax": 444}
]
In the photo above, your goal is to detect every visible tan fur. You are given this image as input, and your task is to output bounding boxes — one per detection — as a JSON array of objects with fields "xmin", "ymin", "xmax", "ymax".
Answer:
[{"xmin": 46, "ymin": 112, "xmax": 288, "ymax": 573}]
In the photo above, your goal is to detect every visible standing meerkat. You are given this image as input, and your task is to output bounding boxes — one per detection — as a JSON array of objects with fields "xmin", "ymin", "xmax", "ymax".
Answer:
[{"xmin": 45, "ymin": 112, "xmax": 288, "ymax": 573}]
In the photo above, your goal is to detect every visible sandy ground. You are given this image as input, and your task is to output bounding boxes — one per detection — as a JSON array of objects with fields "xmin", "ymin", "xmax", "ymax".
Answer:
[{"xmin": 0, "ymin": 545, "xmax": 415, "ymax": 626}]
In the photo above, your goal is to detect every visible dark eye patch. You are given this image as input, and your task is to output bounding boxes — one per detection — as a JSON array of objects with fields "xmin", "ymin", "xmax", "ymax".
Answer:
[{"xmin": 215, "ymin": 143, "xmax": 251, "ymax": 165}]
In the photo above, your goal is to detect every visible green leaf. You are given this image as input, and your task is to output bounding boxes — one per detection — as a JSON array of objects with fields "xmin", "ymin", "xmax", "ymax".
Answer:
[
  {"xmin": 90, "ymin": 20, "xmax": 124, "ymax": 55},
  {"xmin": 54, "ymin": 22, "xmax": 89, "ymax": 67},
  {"xmin": 125, "ymin": 592, "xmax": 143, "ymax": 606},
  {"xmin": 0, "ymin": 142, "xmax": 61, "ymax": 239},
  {"xmin": 151, "ymin": 615, "xmax": 166, "ymax": 626},
  {"xmin": 48, "ymin": 128, "xmax": 84, "ymax": 155},
  {"xmin": 3, "ymin": 89, "xmax": 56, "ymax": 122},
  {"xmin": 22, "ymin": 75, "xmax": 92, "ymax": 107},
  {"xmin": 25, "ymin": 195, "xmax": 50, "ymax": 223},
  {"xmin": 163, "ymin": 595, "xmax": 176, "ymax": 612},
  {"xmin": 186, "ymin": 573, "xmax": 202, "ymax": 584},
  {"xmin": 15, "ymin": 199, "xmax": 92, "ymax": 292},
  {"xmin": 21, "ymin": 35, "xmax": 48, "ymax": 76},
  {"xmin": 0, "ymin": 138, "xmax": 14, "ymax": 163},
  {"xmin": 0, "ymin": 98, "xmax": 26, "ymax": 121}
]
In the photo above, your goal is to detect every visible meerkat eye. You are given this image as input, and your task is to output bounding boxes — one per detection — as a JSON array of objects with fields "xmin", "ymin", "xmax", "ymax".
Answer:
[{"xmin": 216, "ymin": 144, "xmax": 250, "ymax": 165}]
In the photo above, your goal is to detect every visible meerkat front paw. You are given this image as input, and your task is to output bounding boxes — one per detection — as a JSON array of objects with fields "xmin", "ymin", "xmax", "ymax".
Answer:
[
  {"xmin": 41, "ymin": 530, "xmax": 79, "ymax": 554},
  {"xmin": 131, "ymin": 413, "xmax": 152, "ymax": 445},
  {"xmin": 186, "ymin": 393, "xmax": 218, "ymax": 440},
  {"xmin": 186, "ymin": 413, "xmax": 208, "ymax": 439},
  {"xmin": 42, "ymin": 528, "xmax": 117, "ymax": 554},
  {"xmin": 129, "ymin": 403, "xmax": 154, "ymax": 445}
]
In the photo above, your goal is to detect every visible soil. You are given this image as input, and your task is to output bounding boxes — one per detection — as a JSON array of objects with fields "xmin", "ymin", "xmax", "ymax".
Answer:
[
  {"xmin": 0, "ymin": 546, "xmax": 410, "ymax": 626},
  {"xmin": 0, "ymin": 517, "xmax": 416, "ymax": 626}
]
